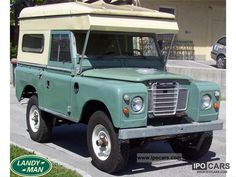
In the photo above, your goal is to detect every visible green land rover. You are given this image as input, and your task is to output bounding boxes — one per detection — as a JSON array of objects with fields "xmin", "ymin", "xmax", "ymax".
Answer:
[{"xmin": 15, "ymin": 1, "xmax": 223, "ymax": 173}]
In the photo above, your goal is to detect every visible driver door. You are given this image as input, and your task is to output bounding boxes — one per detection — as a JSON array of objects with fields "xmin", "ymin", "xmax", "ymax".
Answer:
[{"xmin": 42, "ymin": 31, "xmax": 75, "ymax": 117}]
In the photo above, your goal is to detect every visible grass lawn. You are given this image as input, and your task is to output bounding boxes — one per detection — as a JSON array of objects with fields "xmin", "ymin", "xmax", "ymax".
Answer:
[{"xmin": 10, "ymin": 144, "xmax": 82, "ymax": 177}]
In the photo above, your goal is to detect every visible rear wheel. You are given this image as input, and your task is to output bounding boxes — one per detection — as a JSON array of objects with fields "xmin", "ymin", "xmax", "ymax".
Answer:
[
  {"xmin": 216, "ymin": 55, "xmax": 226, "ymax": 69},
  {"xmin": 87, "ymin": 111, "xmax": 129, "ymax": 173},
  {"xmin": 170, "ymin": 131, "xmax": 213, "ymax": 160},
  {"xmin": 26, "ymin": 95, "xmax": 52, "ymax": 143}
]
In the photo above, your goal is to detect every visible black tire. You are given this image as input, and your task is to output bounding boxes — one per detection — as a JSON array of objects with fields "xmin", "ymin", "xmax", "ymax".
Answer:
[
  {"xmin": 87, "ymin": 111, "xmax": 129, "ymax": 173},
  {"xmin": 216, "ymin": 55, "xmax": 226, "ymax": 69},
  {"xmin": 170, "ymin": 131, "xmax": 213, "ymax": 160},
  {"xmin": 26, "ymin": 95, "xmax": 52, "ymax": 143}
]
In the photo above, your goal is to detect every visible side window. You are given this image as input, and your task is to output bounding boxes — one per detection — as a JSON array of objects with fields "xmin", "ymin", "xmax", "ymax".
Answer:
[
  {"xmin": 22, "ymin": 34, "xmax": 44, "ymax": 53},
  {"xmin": 50, "ymin": 33, "xmax": 71, "ymax": 63},
  {"xmin": 217, "ymin": 37, "xmax": 226, "ymax": 46}
]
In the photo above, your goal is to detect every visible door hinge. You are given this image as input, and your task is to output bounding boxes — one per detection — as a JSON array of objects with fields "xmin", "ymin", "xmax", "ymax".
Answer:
[{"xmin": 67, "ymin": 106, "xmax": 71, "ymax": 115}]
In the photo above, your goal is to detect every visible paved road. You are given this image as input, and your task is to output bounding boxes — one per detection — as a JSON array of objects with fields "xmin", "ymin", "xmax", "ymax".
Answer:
[{"xmin": 10, "ymin": 86, "xmax": 226, "ymax": 177}]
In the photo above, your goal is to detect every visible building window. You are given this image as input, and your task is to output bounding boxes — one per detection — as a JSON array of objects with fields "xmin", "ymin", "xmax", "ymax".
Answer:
[
  {"xmin": 159, "ymin": 6, "xmax": 176, "ymax": 15},
  {"xmin": 50, "ymin": 33, "xmax": 71, "ymax": 63},
  {"xmin": 22, "ymin": 34, "xmax": 44, "ymax": 53}
]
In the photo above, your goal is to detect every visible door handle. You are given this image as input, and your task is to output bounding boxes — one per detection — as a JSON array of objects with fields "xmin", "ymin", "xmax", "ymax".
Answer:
[
  {"xmin": 74, "ymin": 82, "xmax": 79, "ymax": 94},
  {"xmin": 46, "ymin": 80, "xmax": 50, "ymax": 89}
]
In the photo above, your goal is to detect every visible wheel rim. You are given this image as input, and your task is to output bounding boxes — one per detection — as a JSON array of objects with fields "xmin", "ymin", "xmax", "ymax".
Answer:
[
  {"xmin": 92, "ymin": 124, "xmax": 111, "ymax": 161},
  {"xmin": 217, "ymin": 57, "xmax": 225, "ymax": 68},
  {"xmin": 29, "ymin": 105, "xmax": 40, "ymax": 133}
]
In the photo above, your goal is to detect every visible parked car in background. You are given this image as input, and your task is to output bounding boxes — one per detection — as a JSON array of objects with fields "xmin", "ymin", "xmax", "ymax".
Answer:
[{"xmin": 211, "ymin": 36, "xmax": 226, "ymax": 69}]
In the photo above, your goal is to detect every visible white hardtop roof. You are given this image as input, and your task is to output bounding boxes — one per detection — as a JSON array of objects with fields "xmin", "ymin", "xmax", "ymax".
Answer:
[{"xmin": 20, "ymin": 1, "xmax": 175, "ymax": 19}]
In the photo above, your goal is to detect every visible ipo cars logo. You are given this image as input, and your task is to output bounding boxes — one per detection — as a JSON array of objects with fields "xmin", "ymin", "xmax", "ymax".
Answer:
[
  {"xmin": 11, "ymin": 155, "xmax": 52, "ymax": 177},
  {"xmin": 192, "ymin": 162, "xmax": 230, "ymax": 173},
  {"xmin": 192, "ymin": 163, "xmax": 208, "ymax": 170}
]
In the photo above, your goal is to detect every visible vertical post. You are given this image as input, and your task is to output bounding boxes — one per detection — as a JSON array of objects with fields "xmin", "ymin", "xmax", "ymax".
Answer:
[
  {"xmin": 10, "ymin": 58, "xmax": 17, "ymax": 87},
  {"xmin": 164, "ymin": 34, "xmax": 175, "ymax": 71},
  {"xmin": 79, "ymin": 30, "xmax": 90, "ymax": 74}
]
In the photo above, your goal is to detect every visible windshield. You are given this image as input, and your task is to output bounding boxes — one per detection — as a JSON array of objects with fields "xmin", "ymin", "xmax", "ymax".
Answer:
[
  {"xmin": 74, "ymin": 31, "xmax": 175, "ymax": 71},
  {"xmin": 74, "ymin": 32, "xmax": 160, "ymax": 58},
  {"xmin": 156, "ymin": 34, "xmax": 175, "ymax": 61}
]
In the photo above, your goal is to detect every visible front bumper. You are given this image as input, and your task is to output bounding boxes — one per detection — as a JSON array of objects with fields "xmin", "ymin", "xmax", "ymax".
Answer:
[{"xmin": 118, "ymin": 120, "xmax": 223, "ymax": 139}]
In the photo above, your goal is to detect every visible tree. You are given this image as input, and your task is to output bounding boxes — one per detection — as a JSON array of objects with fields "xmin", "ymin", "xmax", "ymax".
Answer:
[{"xmin": 10, "ymin": 0, "xmax": 46, "ymax": 50}]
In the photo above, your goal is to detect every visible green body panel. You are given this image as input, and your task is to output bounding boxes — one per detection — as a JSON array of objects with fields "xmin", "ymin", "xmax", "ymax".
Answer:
[
  {"xmin": 16, "ymin": 65, "xmax": 220, "ymax": 129},
  {"xmin": 15, "ymin": 65, "xmax": 44, "ymax": 105},
  {"xmin": 187, "ymin": 80, "xmax": 220, "ymax": 122},
  {"xmin": 82, "ymin": 68, "xmax": 192, "ymax": 82},
  {"xmin": 40, "ymin": 69, "xmax": 72, "ymax": 115},
  {"xmin": 71, "ymin": 77, "xmax": 148, "ymax": 128}
]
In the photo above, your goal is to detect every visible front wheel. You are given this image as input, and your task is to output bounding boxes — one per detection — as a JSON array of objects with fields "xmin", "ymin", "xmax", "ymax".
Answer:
[
  {"xmin": 26, "ymin": 95, "xmax": 52, "ymax": 143},
  {"xmin": 170, "ymin": 131, "xmax": 213, "ymax": 160},
  {"xmin": 87, "ymin": 111, "xmax": 129, "ymax": 173}
]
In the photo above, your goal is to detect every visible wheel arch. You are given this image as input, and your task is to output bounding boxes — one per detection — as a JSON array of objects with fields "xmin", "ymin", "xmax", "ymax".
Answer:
[
  {"xmin": 21, "ymin": 85, "xmax": 38, "ymax": 99},
  {"xmin": 217, "ymin": 53, "xmax": 225, "ymax": 59},
  {"xmin": 80, "ymin": 100, "xmax": 113, "ymax": 125}
]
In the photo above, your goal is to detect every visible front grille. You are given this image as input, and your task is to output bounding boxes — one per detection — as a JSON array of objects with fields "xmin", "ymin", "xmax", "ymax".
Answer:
[
  {"xmin": 148, "ymin": 81, "xmax": 188, "ymax": 117},
  {"xmin": 177, "ymin": 88, "xmax": 188, "ymax": 111}
]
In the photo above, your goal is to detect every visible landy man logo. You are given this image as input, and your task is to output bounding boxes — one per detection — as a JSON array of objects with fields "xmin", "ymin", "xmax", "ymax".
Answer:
[{"xmin": 10, "ymin": 155, "xmax": 52, "ymax": 176}]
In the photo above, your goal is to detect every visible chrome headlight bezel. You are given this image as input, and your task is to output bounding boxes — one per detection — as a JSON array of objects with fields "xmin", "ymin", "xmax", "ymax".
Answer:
[
  {"xmin": 201, "ymin": 94, "xmax": 211, "ymax": 109},
  {"xmin": 131, "ymin": 96, "xmax": 143, "ymax": 112}
]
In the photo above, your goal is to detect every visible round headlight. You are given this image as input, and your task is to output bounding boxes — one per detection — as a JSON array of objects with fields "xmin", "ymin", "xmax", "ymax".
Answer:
[
  {"xmin": 201, "ymin": 95, "xmax": 211, "ymax": 109},
  {"xmin": 131, "ymin": 97, "xmax": 143, "ymax": 112}
]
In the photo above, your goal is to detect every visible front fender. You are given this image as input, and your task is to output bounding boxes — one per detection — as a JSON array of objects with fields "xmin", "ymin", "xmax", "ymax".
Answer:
[
  {"xmin": 71, "ymin": 76, "xmax": 148, "ymax": 128},
  {"xmin": 187, "ymin": 80, "xmax": 220, "ymax": 122}
]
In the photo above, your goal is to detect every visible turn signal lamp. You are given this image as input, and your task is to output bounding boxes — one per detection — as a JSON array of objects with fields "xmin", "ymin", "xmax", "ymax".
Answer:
[
  {"xmin": 213, "ymin": 102, "xmax": 219, "ymax": 110},
  {"xmin": 123, "ymin": 107, "xmax": 129, "ymax": 117}
]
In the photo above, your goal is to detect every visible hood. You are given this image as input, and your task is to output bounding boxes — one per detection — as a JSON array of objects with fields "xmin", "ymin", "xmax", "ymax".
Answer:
[{"xmin": 81, "ymin": 68, "xmax": 192, "ymax": 82}]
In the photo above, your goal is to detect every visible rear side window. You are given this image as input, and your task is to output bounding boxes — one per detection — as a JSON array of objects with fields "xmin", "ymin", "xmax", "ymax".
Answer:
[
  {"xmin": 50, "ymin": 34, "xmax": 71, "ymax": 63},
  {"xmin": 217, "ymin": 37, "xmax": 226, "ymax": 46},
  {"xmin": 22, "ymin": 34, "xmax": 44, "ymax": 53}
]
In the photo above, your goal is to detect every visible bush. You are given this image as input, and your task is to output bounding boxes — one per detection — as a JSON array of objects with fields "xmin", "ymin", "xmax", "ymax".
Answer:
[{"xmin": 10, "ymin": 43, "xmax": 17, "ymax": 58}]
